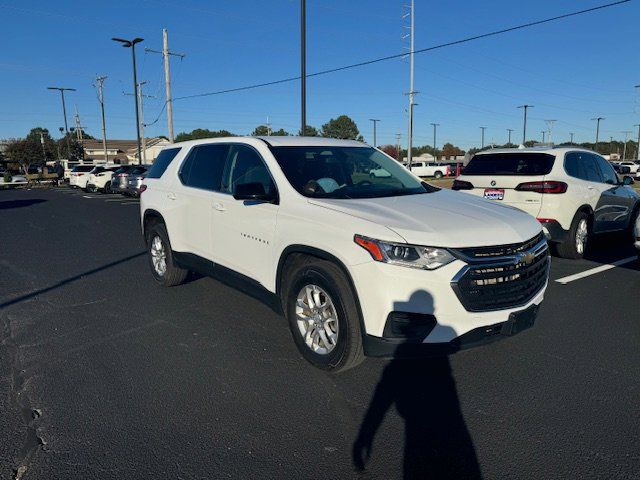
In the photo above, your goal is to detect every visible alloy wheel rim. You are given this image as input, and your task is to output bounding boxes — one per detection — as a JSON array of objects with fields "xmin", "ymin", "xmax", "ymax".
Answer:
[
  {"xmin": 576, "ymin": 219, "xmax": 588, "ymax": 254},
  {"xmin": 150, "ymin": 236, "xmax": 167, "ymax": 276},
  {"xmin": 295, "ymin": 284, "xmax": 339, "ymax": 355}
]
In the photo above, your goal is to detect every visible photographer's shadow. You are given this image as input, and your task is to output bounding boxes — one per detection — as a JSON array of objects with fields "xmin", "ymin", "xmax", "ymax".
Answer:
[{"xmin": 353, "ymin": 291, "xmax": 482, "ymax": 479}]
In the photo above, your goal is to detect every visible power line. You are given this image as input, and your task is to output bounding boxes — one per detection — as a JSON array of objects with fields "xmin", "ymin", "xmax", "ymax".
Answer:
[{"xmin": 173, "ymin": 0, "xmax": 630, "ymax": 102}]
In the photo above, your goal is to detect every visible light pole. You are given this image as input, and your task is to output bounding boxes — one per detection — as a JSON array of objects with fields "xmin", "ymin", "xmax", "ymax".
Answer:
[
  {"xmin": 507, "ymin": 128, "xmax": 514, "ymax": 145},
  {"xmin": 480, "ymin": 126, "xmax": 487, "ymax": 149},
  {"xmin": 431, "ymin": 123, "xmax": 439, "ymax": 159},
  {"xmin": 541, "ymin": 131, "xmax": 546, "ymax": 143},
  {"xmin": 622, "ymin": 131, "xmax": 631, "ymax": 160},
  {"xmin": 112, "ymin": 37, "xmax": 144, "ymax": 164},
  {"xmin": 517, "ymin": 105, "xmax": 533, "ymax": 145},
  {"xmin": 569, "ymin": 132, "xmax": 575, "ymax": 144},
  {"xmin": 591, "ymin": 117, "xmax": 604, "ymax": 152},
  {"xmin": 47, "ymin": 86, "xmax": 75, "ymax": 159},
  {"xmin": 635, "ymin": 124, "xmax": 640, "ymax": 161},
  {"xmin": 369, "ymin": 119, "xmax": 380, "ymax": 147}
]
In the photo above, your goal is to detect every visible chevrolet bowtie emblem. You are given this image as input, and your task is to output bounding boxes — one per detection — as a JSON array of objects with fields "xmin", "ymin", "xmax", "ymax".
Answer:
[{"xmin": 516, "ymin": 252, "xmax": 535, "ymax": 265}]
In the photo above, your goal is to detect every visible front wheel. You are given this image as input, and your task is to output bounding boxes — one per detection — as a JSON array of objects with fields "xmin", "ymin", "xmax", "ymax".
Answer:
[
  {"xmin": 104, "ymin": 181, "xmax": 111, "ymax": 194},
  {"xmin": 434, "ymin": 170, "xmax": 443, "ymax": 179},
  {"xmin": 556, "ymin": 212, "xmax": 590, "ymax": 259},
  {"xmin": 281, "ymin": 257, "xmax": 364, "ymax": 372}
]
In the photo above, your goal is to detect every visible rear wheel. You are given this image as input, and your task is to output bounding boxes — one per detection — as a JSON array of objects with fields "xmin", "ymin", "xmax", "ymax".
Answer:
[
  {"xmin": 146, "ymin": 223, "xmax": 188, "ymax": 287},
  {"xmin": 434, "ymin": 170, "xmax": 443, "ymax": 179},
  {"xmin": 556, "ymin": 211, "xmax": 590, "ymax": 259},
  {"xmin": 281, "ymin": 256, "xmax": 364, "ymax": 372},
  {"xmin": 104, "ymin": 181, "xmax": 111, "ymax": 194}
]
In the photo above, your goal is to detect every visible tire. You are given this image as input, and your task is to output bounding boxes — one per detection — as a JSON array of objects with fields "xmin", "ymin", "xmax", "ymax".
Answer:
[
  {"xmin": 625, "ymin": 205, "xmax": 639, "ymax": 241},
  {"xmin": 434, "ymin": 171, "xmax": 443, "ymax": 179},
  {"xmin": 556, "ymin": 211, "xmax": 590, "ymax": 259},
  {"xmin": 145, "ymin": 223, "xmax": 188, "ymax": 287},
  {"xmin": 104, "ymin": 181, "xmax": 111, "ymax": 194},
  {"xmin": 280, "ymin": 256, "xmax": 365, "ymax": 372}
]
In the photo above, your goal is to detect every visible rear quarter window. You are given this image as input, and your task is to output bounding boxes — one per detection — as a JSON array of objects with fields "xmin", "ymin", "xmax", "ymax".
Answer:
[
  {"xmin": 146, "ymin": 147, "xmax": 181, "ymax": 179},
  {"xmin": 464, "ymin": 153, "xmax": 555, "ymax": 175}
]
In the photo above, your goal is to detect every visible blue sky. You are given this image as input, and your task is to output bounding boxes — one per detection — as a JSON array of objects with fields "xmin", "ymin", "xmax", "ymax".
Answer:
[{"xmin": 1, "ymin": 0, "xmax": 639, "ymax": 150}]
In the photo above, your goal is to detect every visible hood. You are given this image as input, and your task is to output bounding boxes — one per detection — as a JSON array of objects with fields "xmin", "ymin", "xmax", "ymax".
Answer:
[{"xmin": 308, "ymin": 189, "xmax": 542, "ymax": 248}]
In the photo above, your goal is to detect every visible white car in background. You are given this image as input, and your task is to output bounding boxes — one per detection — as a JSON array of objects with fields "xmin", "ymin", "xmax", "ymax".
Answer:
[
  {"xmin": 409, "ymin": 162, "xmax": 451, "ymax": 179},
  {"xmin": 617, "ymin": 161, "xmax": 639, "ymax": 175},
  {"xmin": 140, "ymin": 137, "xmax": 550, "ymax": 372},
  {"xmin": 455, "ymin": 147, "xmax": 640, "ymax": 259},
  {"xmin": 86, "ymin": 166, "xmax": 120, "ymax": 193},
  {"xmin": 68, "ymin": 165, "xmax": 95, "ymax": 189}
]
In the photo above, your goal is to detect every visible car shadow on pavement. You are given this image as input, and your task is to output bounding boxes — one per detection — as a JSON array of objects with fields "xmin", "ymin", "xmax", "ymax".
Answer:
[
  {"xmin": 0, "ymin": 199, "xmax": 46, "ymax": 210},
  {"xmin": 582, "ymin": 232, "xmax": 639, "ymax": 271},
  {"xmin": 0, "ymin": 251, "xmax": 146, "ymax": 309},
  {"xmin": 353, "ymin": 291, "xmax": 482, "ymax": 480}
]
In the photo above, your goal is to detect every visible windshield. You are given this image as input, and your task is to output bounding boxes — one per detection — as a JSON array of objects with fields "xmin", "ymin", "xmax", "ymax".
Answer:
[
  {"xmin": 465, "ymin": 153, "xmax": 554, "ymax": 176},
  {"xmin": 270, "ymin": 146, "xmax": 436, "ymax": 199}
]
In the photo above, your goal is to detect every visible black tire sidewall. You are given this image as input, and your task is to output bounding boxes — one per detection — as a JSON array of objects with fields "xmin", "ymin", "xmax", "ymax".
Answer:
[{"xmin": 286, "ymin": 265, "xmax": 352, "ymax": 370}]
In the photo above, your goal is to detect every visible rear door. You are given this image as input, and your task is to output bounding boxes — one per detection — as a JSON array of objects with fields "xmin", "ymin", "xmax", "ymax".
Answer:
[
  {"xmin": 592, "ymin": 154, "xmax": 635, "ymax": 232},
  {"xmin": 461, "ymin": 152, "xmax": 555, "ymax": 218}
]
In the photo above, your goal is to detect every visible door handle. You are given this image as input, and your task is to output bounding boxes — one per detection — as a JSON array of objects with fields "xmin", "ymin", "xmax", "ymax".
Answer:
[
  {"xmin": 587, "ymin": 186, "xmax": 595, "ymax": 190},
  {"xmin": 167, "ymin": 192, "xmax": 176, "ymax": 200},
  {"xmin": 213, "ymin": 202, "xmax": 226, "ymax": 212}
]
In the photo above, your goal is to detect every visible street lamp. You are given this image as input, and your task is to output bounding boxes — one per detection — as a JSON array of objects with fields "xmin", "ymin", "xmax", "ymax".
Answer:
[
  {"xmin": 47, "ymin": 87, "xmax": 75, "ymax": 159},
  {"xmin": 112, "ymin": 37, "xmax": 144, "ymax": 164}
]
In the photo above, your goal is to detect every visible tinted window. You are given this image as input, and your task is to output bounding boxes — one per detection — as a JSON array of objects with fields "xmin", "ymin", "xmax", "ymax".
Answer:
[
  {"xmin": 582, "ymin": 154, "xmax": 603, "ymax": 182},
  {"xmin": 72, "ymin": 165, "xmax": 94, "ymax": 172},
  {"xmin": 594, "ymin": 154, "xmax": 618, "ymax": 185},
  {"xmin": 222, "ymin": 145, "xmax": 275, "ymax": 196},
  {"xmin": 464, "ymin": 153, "xmax": 554, "ymax": 175},
  {"xmin": 564, "ymin": 152, "xmax": 585, "ymax": 179},
  {"xmin": 130, "ymin": 166, "xmax": 148, "ymax": 175},
  {"xmin": 181, "ymin": 144, "xmax": 229, "ymax": 191},
  {"xmin": 146, "ymin": 147, "xmax": 181, "ymax": 179}
]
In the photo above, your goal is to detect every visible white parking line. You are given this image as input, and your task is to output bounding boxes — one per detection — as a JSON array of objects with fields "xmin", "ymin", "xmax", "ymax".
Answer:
[{"xmin": 555, "ymin": 256, "xmax": 637, "ymax": 285}]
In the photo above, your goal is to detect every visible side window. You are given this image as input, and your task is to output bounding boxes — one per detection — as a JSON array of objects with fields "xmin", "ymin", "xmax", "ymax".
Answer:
[
  {"xmin": 564, "ymin": 152, "xmax": 584, "ymax": 179},
  {"xmin": 414, "ymin": 162, "xmax": 424, "ymax": 168},
  {"xmin": 147, "ymin": 147, "xmax": 181, "ymax": 179},
  {"xmin": 594, "ymin": 154, "xmax": 618, "ymax": 185},
  {"xmin": 180, "ymin": 144, "xmax": 229, "ymax": 191},
  {"xmin": 582, "ymin": 154, "xmax": 603, "ymax": 183},
  {"xmin": 222, "ymin": 144, "xmax": 276, "ymax": 196}
]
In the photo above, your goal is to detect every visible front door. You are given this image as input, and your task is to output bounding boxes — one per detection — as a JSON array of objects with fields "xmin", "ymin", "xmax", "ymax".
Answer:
[{"xmin": 210, "ymin": 144, "xmax": 279, "ymax": 287}]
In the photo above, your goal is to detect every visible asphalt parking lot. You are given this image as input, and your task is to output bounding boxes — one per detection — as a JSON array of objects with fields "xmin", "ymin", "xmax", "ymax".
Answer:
[{"xmin": 1, "ymin": 186, "xmax": 639, "ymax": 480}]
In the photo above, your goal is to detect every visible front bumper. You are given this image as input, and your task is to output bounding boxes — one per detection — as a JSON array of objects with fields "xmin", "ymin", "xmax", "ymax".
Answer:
[{"xmin": 363, "ymin": 303, "xmax": 539, "ymax": 357}]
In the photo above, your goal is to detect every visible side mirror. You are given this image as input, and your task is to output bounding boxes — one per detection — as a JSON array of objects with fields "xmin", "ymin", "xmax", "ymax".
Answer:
[
  {"xmin": 233, "ymin": 182, "xmax": 275, "ymax": 202},
  {"xmin": 623, "ymin": 176, "xmax": 634, "ymax": 186}
]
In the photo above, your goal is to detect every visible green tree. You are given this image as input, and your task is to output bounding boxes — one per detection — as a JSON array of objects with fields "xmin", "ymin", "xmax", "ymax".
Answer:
[
  {"xmin": 321, "ymin": 115, "xmax": 362, "ymax": 140},
  {"xmin": 271, "ymin": 128, "xmax": 289, "ymax": 136},
  {"xmin": 175, "ymin": 129, "xmax": 235, "ymax": 142},
  {"xmin": 441, "ymin": 142, "xmax": 465, "ymax": 159},
  {"xmin": 4, "ymin": 138, "xmax": 43, "ymax": 174},
  {"xmin": 298, "ymin": 125, "xmax": 319, "ymax": 136},
  {"xmin": 251, "ymin": 125, "xmax": 270, "ymax": 136},
  {"xmin": 58, "ymin": 135, "xmax": 84, "ymax": 161}
]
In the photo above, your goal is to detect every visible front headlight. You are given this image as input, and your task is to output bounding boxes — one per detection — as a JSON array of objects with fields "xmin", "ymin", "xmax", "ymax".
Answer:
[{"xmin": 354, "ymin": 235, "xmax": 455, "ymax": 270}]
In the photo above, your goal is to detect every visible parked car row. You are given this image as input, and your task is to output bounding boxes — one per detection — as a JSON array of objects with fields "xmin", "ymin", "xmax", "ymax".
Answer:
[{"xmin": 68, "ymin": 164, "xmax": 149, "ymax": 196}]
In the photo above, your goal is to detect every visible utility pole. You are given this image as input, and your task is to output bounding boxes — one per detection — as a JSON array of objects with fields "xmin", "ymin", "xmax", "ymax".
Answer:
[
  {"xmin": 47, "ymin": 86, "xmax": 75, "ymax": 159},
  {"xmin": 622, "ymin": 131, "xmax": 631, "ymax": 160},
  {"xmin": 541, "ymin": 131, "xmax": 546, "ymax": 143},
  {"xmin": 635, "ymin": 124, "xmax": 640, "ymax": 161},
  {"xmin": 144, "ymin": 29, "xmax": 185, "ymax": 143},
  {"xmin": 430, "ymin": 123, "xmax": 439, "ymax": 159},
  {"xmin": 569, "ymin": 132, "xmax": 575, "ymax": 144},
  {"xmin": 480, "ymin": 126, "xmax": 487, "ymax": 149},
  {"xmin": 507, "ymin": 128, "xmax": 514, "ymax": 145},
  {"xmin": 95, "ymin": 75, "xmax": 109, "ymax": 162},
  {"xmin": 39, "ymin": 132, "xmax": 47, "ymax": 164},
  {"xmin": 266, "ymin": 116, "xmax": 272, "ymax": 136},
  {"xmin": 591, "ymin": 117, "xmax": 604, "ymax": 152},
  {"xmin": 517, "ymin": 105, "xmax": 533, "ymax": 145},
  {"xmin": 395, "ymin": 133, "xmax": 402, "ymax": 162},
  {"xmin": 124, "ymin": 82, "xmax": 155, "ymax": 164},
  {"xmin": 544, "ymin": 119, "xmax": 556, "ymax": 145},
  {"xmin": 73, "ymin": 105, "xmax": 84, "ymax": 141},
  {"xmin": 404, "ymin": 0, "xmax": 416, "ymax": 170},
  {"xmin": 369, "ymin": 119, "xmax": 380, "ymax": 147},
  {"xmin": 300, "ymin": 0, "xmax": 306, "ymax": 135},
  {"xmin": 112, "ymin": 37, "xmax": 144, "ymax": 164}
]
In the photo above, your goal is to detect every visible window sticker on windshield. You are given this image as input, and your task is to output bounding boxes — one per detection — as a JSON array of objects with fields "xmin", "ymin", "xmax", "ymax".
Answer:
[{"xmin": 484, "ymin": 188, "xmax": 504, "ymax": 200}]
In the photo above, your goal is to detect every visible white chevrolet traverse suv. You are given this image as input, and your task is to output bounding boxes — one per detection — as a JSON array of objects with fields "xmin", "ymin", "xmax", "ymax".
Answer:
[
  {"xmin": 140, "ymin": 137, "xmax": 550, "ymax": 371},
  {"xmin": 455, "ymin": 148, "xmax": 640, "ymax": 259}
]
